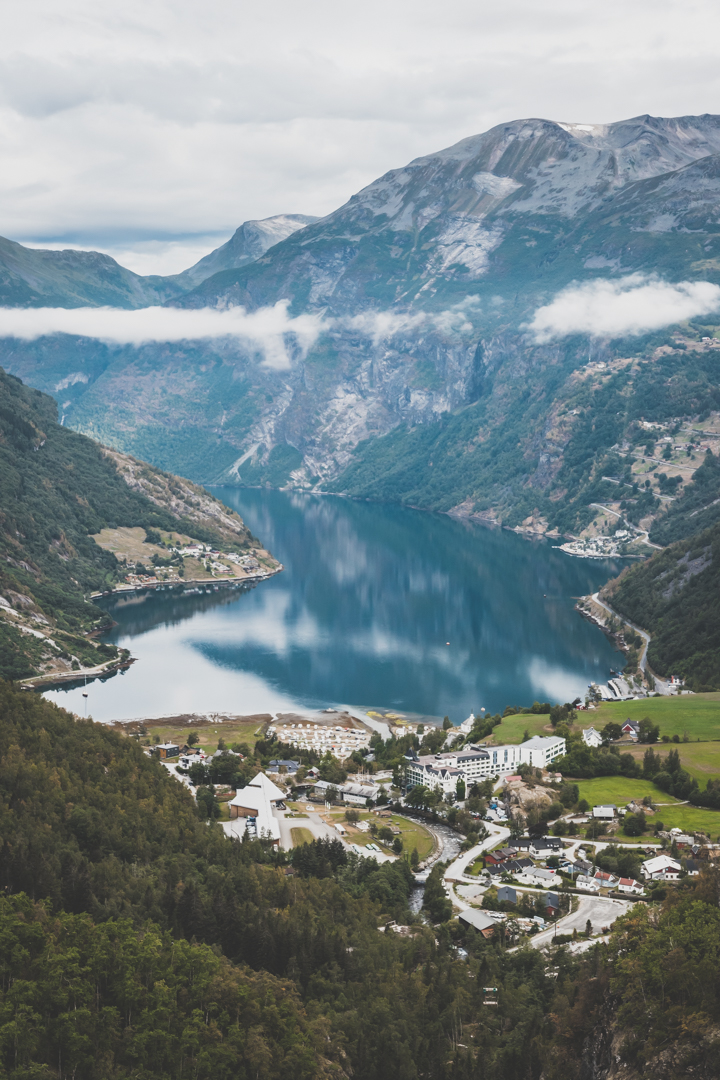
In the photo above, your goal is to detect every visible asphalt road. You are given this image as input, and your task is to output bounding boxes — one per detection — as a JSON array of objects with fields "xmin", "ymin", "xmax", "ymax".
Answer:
[{"xmin": 529, "ymin": 894, "xmax": 632, "ymax": 948}]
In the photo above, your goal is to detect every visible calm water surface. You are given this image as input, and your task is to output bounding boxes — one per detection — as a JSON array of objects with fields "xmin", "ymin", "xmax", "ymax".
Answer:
[{"xmin": 45, "ymin": 490, "xmax": 623, "ymax": 723}]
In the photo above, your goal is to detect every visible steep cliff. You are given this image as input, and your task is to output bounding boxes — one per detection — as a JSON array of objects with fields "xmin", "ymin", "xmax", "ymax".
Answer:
[{"xmin": 3, "ymin": 114, "xmax": 720, "ymax": 536}]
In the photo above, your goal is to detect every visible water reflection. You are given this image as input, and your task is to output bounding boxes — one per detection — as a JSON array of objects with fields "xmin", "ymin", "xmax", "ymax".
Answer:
[{"xmin": 45, "ymin": 490, "xmax": 622, "ymax": 722}]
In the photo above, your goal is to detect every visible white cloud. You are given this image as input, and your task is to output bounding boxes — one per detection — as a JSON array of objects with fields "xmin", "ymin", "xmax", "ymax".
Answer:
[
  {"xmin": 0, "ymin": 301, "xmax": 323, "ymax": 370},
  {"xmin": 529, "ymin": 274, "xmax": 720, "ymax": 342},
  {"xmin": 2, "ymin": 0, "xmax": 720, "ymax": 253},
  {"xmin": 0, "ymin": 294, "xmax": 486, "ymax": 363},
  {"xmin": 342, "ymin": 310, "xmax": 427, "ymax": 345}
]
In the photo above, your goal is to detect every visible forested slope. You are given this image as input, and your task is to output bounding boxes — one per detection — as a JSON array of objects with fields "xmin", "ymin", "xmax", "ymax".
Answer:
[
  {"xmin": 1, "ymin": 681, "xmax": 719, "ymax": 1080},
  {"xmin": 0, "ymin": 368, "xmax": 261, "ymax": 682},
  {"xmin": 602, "ymin": 520, "xmax": 720, "ymax": 690}
]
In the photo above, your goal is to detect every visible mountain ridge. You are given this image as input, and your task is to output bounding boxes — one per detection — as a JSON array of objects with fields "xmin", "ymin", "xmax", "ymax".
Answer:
[{"xmin": 3, "ymin": 112, "xmax": 720, "ymax": 543}]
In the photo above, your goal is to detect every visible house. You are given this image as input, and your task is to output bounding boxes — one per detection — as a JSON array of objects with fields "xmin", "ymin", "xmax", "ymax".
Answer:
[
  {"xmin": 561, "ymin": 858, "xmax": 593, "ymax": 877},
  {"xmin": 458, "ymin": 909, "xmax": 496, "ymax": 938},
  {"xmin": 485, "ymin": 865, "xmax": 506, "ymax": 880},
  {"xmin": 592, "ymin": 805, "xmax": 616, "ymax": 819},
  {"xmin": 154, "ymin": 743, "xmax": 180, "ymax": 759},
  {"xmin": 545, "ymin": 892, "xmax": 560, "ymax": 918},
  {"xmin": 576, "ymin": 874, "xmax": 600, "ymax": 892},
  {"xmin": 497, "ymin": 886, "xmax": 517, "ymax": 905},
  {"xmin": 618, "ymin": 878, "xmax": 645, "ymax": 894},
  {"xmin": 621, "ymin": 720, "xmax": 640, "ymax": 739},
  {"xmin": 518, "ymin": 867, "xmax": 558, "ymax": 887},
  {"xmin": 684, "ymin": 859, "xmax": 700, "ymax": 876},
  {"xmin": 642, "ymin": 855, "xmax": 681, "ymax": 881},
  {"xmin": 504, "ymin": 858, "xmax": 534, "ymax": 874},
  {"xmin": 513, "ymin": 838, "xmax": 534, "ymax": 853},
  {"xmin": 341, "ymin": 782, "xmax": 380, "ymax": 805},
  {"xmin": 670, "ymin": 832, "xmax": 694, "ymax": 849},
  {"xmin": 582, "ymin": 726, "xmax": 603, "ymax": 748},
  {"xmin": 267, "ymin": 759, "xmax": 300, "ymax": 775},
  {"xmin": 485, "ymin": 847, "xmax": 517, "ymax": 865},
  {"xmin": 530, "ymin": 836, "xmax": 563, "ymax": 857},
  {"xmin": 228, "ymin": 773, "xmax": 284, "ymax": 844},
  {"xmin": 593, "ymin": 870, "xmax": 619, "ymax": 889}
]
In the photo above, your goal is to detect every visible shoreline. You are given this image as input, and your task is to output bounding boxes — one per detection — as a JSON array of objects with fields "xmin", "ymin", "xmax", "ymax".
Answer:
[
  {"xmin": 88, "ymin": 564, "xmax": 282, "ymax": 600},
  {"xmin": 22, "ymin": 567, "xmax": 282, "ymax": 693}
]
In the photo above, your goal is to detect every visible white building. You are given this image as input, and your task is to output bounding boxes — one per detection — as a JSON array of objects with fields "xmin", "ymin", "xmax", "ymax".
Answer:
[
  {"xmin": 405, "ymin": 734, "xmax": 566, "ymax": 793},
  {"xmin": 519, "ymin": 735, "xmax": 567, "ymax": 769},
  {"xmin": 618, "ymin": 877, "xmax": 645, "ymax": 895},
  {"xmin": 457, "ymin": 713, "xmax": 478, "ymax": 735},
  {"xmin": 228, "ymin": 772, "xmax": 284, "ymax": 844},
  {"xmin": 576, "ymin": 875, "xmax": 600, "ymax": 893},
  {"xmin": 517, "ymin": 867, "xmax": 558, "ymax": 887},
  {"xmin": 642, "ymin": 855, "xmax": 681, "ymax": 881},
  {"xmin": 582, "ymin": 726, "xmax": 603, "ymax": 748},
  {"xmin": 341, "ymin": 782, "xmax": 381, "ymax": 805},
  {"xmin": 592, "ymin": 805, "xmax": 616, "ymax": 819}
]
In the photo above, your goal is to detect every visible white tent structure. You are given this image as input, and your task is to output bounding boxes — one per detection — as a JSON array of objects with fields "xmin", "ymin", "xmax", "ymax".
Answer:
[{"xmin": 228, "ymin": 772, "xmax": 284, "ymax": 843}]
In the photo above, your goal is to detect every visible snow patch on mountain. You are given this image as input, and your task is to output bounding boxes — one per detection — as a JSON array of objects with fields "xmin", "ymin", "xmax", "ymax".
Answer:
[
  {"xmin": 471, "ymin": 172, "xmax": 522, "ymax": 198},
  {"xmin": 435, "ymin": 217, "xmax": 504, "ymax": 276}
]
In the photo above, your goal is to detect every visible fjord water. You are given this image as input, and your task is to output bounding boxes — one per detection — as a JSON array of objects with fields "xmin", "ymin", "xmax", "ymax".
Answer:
[{"xmin": 46, "ymin": 490, "xmax": 622, "ymax": 723}]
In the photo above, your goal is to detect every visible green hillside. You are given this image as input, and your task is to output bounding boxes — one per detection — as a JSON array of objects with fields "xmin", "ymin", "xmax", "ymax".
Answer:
[
  {"xmin": 603, "ymin": 520, "xmax": 720, "ymax": 690},
  {"xmin": 0, "ymin": 368, "xmax": 262, "ymax": 682},
  {"xmin": 2, "ymin": 680, "xmax": 720, "ymax": 1079}
]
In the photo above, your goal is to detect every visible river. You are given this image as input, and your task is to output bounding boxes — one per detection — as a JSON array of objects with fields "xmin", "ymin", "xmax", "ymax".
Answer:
[{"xmin": 45, "ymin": 489, "xmax": 622, "ymax": 723}]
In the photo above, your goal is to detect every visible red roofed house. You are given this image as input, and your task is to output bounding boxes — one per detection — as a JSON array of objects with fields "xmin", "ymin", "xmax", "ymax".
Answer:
[{"xmin": 617, "ymin": 877, "xmax": 644, "ymax": 895}]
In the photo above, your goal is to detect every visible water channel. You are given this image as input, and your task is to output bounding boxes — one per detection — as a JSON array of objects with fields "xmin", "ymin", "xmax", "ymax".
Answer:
[{"xmin": 45, "ymin": 489, "xmax": 623, "ymax": 723}]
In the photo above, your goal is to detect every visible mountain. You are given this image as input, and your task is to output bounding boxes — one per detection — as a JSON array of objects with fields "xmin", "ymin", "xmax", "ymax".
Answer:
[
  {"xmin": 0, "ymin": 368, "xmax": 272, "ymax": 683},
  {"xmin": 171, "ymin": 213, "xmax": 318, "ymax": 288},
  {"xmin": 0, "ymin": 213, "xmax": 316, "ymax": 308},
  {"xmin": 4, "ymin": 114, "xmax": 720, "ymax": 536},
  {"xmin": 0, "ymin": 235, "xmax": 185, "ymax": 308},
  {"xmin": 603, "ymin": 516, "xmax": 720, "ymax": 690}
]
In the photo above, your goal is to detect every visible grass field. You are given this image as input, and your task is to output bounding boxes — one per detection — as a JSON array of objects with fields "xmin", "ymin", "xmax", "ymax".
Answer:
[
  {"xmin": 575, "ymin": 777, "xmax": 682, "ymax": 805},
  {"xmin": 144, "ymin": 718, "xmax": 268, "ymax": 755},
  {"xmin": 486, "ymin": 713, "xmax": 554, "ymax": 744},
  {"xmin": 290, "ymin": 827, "xmax": 314, "ymax": 846},
  {"xmin": 589, "ymin": 693, "xmax": 720, "ymax": 741},
  {"xmin": 620, "ymin": 740, "xmax": 720, "ymax": 783},
  {"xmin": 324, "ymin": 811, "xmax": 435, "ymax": 860},
  {"xmin": 575, "ymin": 777, "xmax": 720, "ymax": 838}
]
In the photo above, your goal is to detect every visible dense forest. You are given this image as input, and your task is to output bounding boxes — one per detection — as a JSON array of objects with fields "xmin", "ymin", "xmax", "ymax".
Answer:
[
  {"xmin": 0, "ymin": 368, "xmax": 258, "ymax": 681},
  {"xmin": 0, "ymin": 680, "xmax": 719, "ymax": 1079},
  {"xmin": 603, "ymin": 519, "xmax": 720, "ymax": 690}
]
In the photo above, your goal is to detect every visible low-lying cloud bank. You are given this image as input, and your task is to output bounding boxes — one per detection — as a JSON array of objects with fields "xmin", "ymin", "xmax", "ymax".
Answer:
[
  {"xmin": 0, "ymin": 301, "xmax": 323, "ymax": 370},
  {"xmin": 529, "ymin": 274, "xmax": 720, "ymax": 342},
  {"xmin": 0, "ymin": 296, "xmax": 481, "ymax": 367}
]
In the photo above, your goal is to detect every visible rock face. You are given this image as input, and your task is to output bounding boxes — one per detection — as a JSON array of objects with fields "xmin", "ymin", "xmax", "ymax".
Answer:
[
  {"xmin": 170, "ymin": 214, "xmax": 318, "ymax": 288},
  {"xmin": 4, "ymin": 114, "xmax": 720, "ymax": 523},
  {"xmin": 504, "ymin": 779, "xmax": 555, "ymax": 816}
]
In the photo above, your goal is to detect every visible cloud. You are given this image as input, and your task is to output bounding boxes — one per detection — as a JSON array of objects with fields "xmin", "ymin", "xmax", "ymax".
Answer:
[
  {"xmin": 0, "ymin": 301, "xmax": 323, "ymax": 370},
  {"xmin": 0, "ymin": 294, "xmax": 485, "ymax": 366},
  {"xmin": 342, "ymin": 310, "xmax": 427, "ymax": 345},
  {"xmin": 529, "ymin": 274, "xmax": 720, "ymax": 342},
  {"xmin": 3, "ymin": 1, "xmax": 720, "ymax": 250}
]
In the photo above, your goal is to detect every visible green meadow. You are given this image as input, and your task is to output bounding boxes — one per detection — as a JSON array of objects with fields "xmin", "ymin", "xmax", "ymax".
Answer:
[
  {"xmin": 575, "ymin": 777, "xmax": 720, "ymax": 839},
  {"xmin": 589, "ymin": 693, "xmax": 720, "ymax": 741}
]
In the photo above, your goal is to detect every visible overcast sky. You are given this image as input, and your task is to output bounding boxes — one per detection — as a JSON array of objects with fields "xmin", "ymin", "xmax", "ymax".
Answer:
[{"xmin": 3, "ymin": 0, "xmax": 720, "ymax": 274}]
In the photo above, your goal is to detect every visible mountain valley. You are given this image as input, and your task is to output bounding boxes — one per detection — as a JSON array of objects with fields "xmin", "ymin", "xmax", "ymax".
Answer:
[{"xmin": 3, "ymin": 115, "xmax": 720, "ymax": 540}]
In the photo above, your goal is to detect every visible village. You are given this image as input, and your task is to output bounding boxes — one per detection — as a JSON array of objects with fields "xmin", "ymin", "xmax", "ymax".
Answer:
[{"xmin": 147, "ymin": 704, "xmax": 718, "ymax": 950}]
